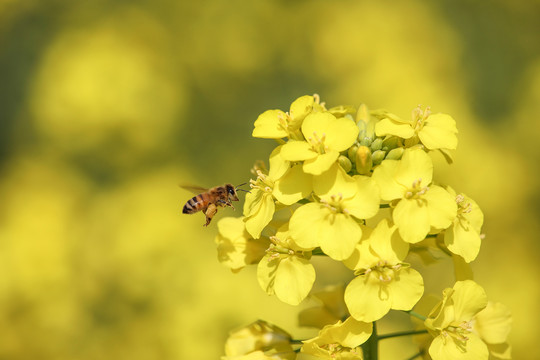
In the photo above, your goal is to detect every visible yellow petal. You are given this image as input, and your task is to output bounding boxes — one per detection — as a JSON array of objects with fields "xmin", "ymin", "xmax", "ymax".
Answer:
[
  {"xmin": 274, "ymin": 256, "xmax": 316, "ymax": 305},
  {"xmin": 345, "ymin": 274, "xmax": 391, "ymax": 322},
  {"xmin": 289, "ymin": 95, "xmax": 315, "ymax": 129},
  {"xmin": 345, "ymin": 176, "xmax": 380, "ymax": 220},
  {"xmin": 268, "ymin": 145, "xmax": 290, "ymax": 181},
  {"xmin": 257, "ymin": 255, "xmax": 278, "ymax": 296},
  {"xmin": 395, "ymin": 148, "xmax": 433, "ymax": 189},
  {"xmin": 253, "ymin": 109, "xmax": 289, "ymax": 139},
  {"xmin": 445, "ymin": 221, "xmax": 481, "ymax": 263},
  {"xmin": 474, "ymin": 302, "xmax": 512, "ymax": 344},
  {"xmin": 318, "ymin": 213, "xmax": 362, "ymax": 261},
  {"xmin": 375, "ymin": 117, "xmax": 415, "ymax": 138},
  {"xmin": 289, "ymin": 203, "xmax": 328, "ymax": 249},
  {"xmin": 388, "ymin": 267, "xmax": 424, "ymax": 310},
  {"xmin": 371, "ymin": 160, "xmax": 404, "ymax": 201},
  {"xmin": 301, "ymin": 112, "xmax": 334, "ymax": 140},
  {"xmin": 303, "ymin": 151, "xmax": 339, "ymax": 175},
  {"xmin": 393, "ymin": 198, "xmax": 430, "ymax": 243},
  {"xmin": 244, "ymin": 193, "xmax": 275, "ymax": 239},
  {"xmin": 324, "ymin": 117, "xmax": 359, "ymax": 152},
  {"xmin": 452, "ymin": 280, "xmax": 488, "ymax": 322},
  {"xmin": 424, "ymin": 185, "xmax": 458, "ymax": 230},
  {"xmin": 313, "ymin": 162, "xmax": 357, "ymax": 199},
  {"xmin": 281, "ymin": 141, "xmax": 318, "ymax": 161},
  {"xmin": 418, "ymin": 113, "xmax": 458, "ymax": 150},
  {"xmin": 273, "ymin": 165, "xmax": 312, "ymax": 205}
]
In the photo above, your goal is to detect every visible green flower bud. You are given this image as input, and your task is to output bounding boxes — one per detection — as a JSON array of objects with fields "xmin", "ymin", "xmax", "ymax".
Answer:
[
  {"xmin": 370, "ymin": 138, "xmax": 383, "ymax": 151},
  {"xmin": 355, "ymin": 146, "xmax": 372, "ymax": 175},
  {"xmin": 372, "ymin": 150, "xmax": 386, "ymax": 165},
  {"xmin": 338, "ymin": 155, "xmax": 353, "ymax": 173},
  {"xmin": 348, "ymin": 145, "xmax": 359, "ymax": 163},
  {"xmin": 382, "ymin": 136, "xmax": 400, "ymax": 151},
  {"xmin": 359, "ymin": 136, "xmax": 372, "ymax": 147},
  {"xmin": 386, "ymin": 147, "xmax": 404, "ymax": 160}
]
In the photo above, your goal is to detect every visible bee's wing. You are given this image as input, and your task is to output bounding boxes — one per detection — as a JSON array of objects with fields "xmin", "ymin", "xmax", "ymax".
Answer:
[{"xmin": 179, "ymin": 183, "xmax": 208, "ymax": 194}]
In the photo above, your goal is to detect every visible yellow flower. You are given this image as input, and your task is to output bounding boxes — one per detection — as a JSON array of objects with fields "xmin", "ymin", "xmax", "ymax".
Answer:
[
  {"xmin": 223, "ymin": 320, "xmax": 295, "ymax": 360},
  {"xmin": 253, "ymin": 95, "xmax": 325, "ymax": 140},
  {"xmin": 425, "ymin": 280, "xmax": 490, "ymax": 360},
  {"xmin": 257, "ymin": 224, "xmax": 316, "ymax": 305},
  {"xmin": 444, "ymin": 188, "xmax": 484, "ymax": 263},
  {"xmin": 343, "ymin": 219, "xmax": 424, "ymax": 322},
  {"xmin": 289, "ymin": 164, "xmax": 380, "ymax": 260},
  {"xmin": 374, "ymin": 105, "xmax": 458, "ymax": 151},
  {"xmin": 280, "ymin": 112, "xmax": 359, "ymax": 175},
  {"xmin": 372, "ymin": 147, "xmax": 457, "ymax": 243},
  {"xmin": 215, "ymin": 217, "xmax": 269, "ymax": 272},
  {"xmin": 299, "ymin": 317, "xmax": 372, "ymax": 360}
]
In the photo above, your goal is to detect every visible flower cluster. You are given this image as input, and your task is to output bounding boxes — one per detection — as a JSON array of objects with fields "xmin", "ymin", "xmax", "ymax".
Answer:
[{"xmin": 214, "ymin": 95, "xmax": 512, "ymax": 359}]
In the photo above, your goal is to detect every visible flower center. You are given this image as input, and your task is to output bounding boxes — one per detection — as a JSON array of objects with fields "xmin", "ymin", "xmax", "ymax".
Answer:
[
  {"xmin": 250, "ymin": 170, "xmax": 274, "ymax": 193},
  {"xmin": 307, "ymin": 131, "xmax": 328, "ymax": 154},
  {"xmin": 404, "ymin": 178, "xmax": 429, "ymax": 199},
  {"xmin": 358, "ymin": 261, "xmax": 403, "ymax": 282},
  {"xmin": 411, "ymin": 105, "xmax": 431, "ymax": 132},
  {"xmin": 441, "ymin": 320, "xmax": 474, "ymax": 351},
  {"xmin": 320, "ymin": 194, "xmax": 349, "ymax": 215},
  {"xmin": 456, "ymin": 194, "xmax": 473, "ymax": 215}
]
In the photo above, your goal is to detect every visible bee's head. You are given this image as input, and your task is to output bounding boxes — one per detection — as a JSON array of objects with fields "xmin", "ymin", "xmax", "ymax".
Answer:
[{"xmin": 225, "ymin": 183, "xmax": 239, "ymax": 201}]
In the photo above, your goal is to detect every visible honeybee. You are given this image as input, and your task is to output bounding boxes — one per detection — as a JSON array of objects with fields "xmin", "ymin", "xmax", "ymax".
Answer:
[{"xmin": 181, "ymin": 183, "xmax": 249, "ymax": 226}]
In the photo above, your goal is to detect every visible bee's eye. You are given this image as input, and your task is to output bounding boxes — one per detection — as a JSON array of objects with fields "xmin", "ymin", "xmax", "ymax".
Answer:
[{"xmin": 228, "ymin": 188, "xmax": 235, "ymax": 195}]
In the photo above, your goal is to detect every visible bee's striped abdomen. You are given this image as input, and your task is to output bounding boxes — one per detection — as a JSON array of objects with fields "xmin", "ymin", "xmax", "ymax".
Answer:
[{"xmin": 182, "ymin": 194, "xmax": 205, "ymax": 214}]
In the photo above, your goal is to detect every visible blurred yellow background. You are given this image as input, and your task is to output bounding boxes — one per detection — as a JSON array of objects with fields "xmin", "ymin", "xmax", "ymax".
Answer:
[{"xmin": 0, "ymin": 1, "xmax": 538, "ymax": 359}]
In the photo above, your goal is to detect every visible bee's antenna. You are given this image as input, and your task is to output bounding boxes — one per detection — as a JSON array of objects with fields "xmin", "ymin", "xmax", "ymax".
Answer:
[{"xmin": 235, "ymin": 182, "xmax": 250, "ymax": 193}]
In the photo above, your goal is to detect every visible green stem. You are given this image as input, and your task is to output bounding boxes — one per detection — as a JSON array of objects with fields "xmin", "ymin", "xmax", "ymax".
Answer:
[
  {"xmin": 311, "ymin": 247, "xmax": 327, "ymax": 256},
  {"xmin": 379, "ymin": 204, "xmax": 390, "ymax": 208},
  {"xmin": 405, "ymin": 310, "xmax": 427, "ymax": 321},
  {"xmin": 361, "ymin": 321, "xmax": 378, "ymax": 360},
  {"xmin": 378, "ymin": 329, "xmax": 428, "ymax": 340}
]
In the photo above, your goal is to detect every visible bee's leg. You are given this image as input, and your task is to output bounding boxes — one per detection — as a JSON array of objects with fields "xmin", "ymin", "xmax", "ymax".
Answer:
[
  {"xmin": 217, "ymin": 199, "xmax": 235, "ymax": 210},
  {"xmin": 204, "ymin": 203, "xmax": 218, "ymax": 226}
]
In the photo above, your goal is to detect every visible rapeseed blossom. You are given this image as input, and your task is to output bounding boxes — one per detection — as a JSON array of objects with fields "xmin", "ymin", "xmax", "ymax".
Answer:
[
  {"xmin": 213, "ymin": 96, "xmax": 511, "ymax": 360},
  {"xmin": 424, "ymin": 280, "xmax": 500, "ymax": 360},
  {"xmin": 280, "ymin": 112, "xmax": 359, "ymax": 175},
  {"xmin": 372, "ymin": 148, "xmax": 457, "ymax": 243},
  {"xmin": 289, "ymin": 164, "xmax": 379, "ymax": 260},
  {"xmin": 343, "ymin": 219, "xmax": 424, "ymax": 322},
  {"xmin": 257, "ymin": 224, "xmax": 315, "ymax": 305}
]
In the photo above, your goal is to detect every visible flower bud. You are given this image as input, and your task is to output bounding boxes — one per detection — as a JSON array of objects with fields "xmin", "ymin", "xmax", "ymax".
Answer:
[
  {"xmin": 355, "ymin": 146, "xmax": 372, "ymax": 174},
  {"xmin": 385, "ymin": 147, "xmax": 404, "ymax": 160},
  {"xmin": 348, "ymin": 145, "xmax": 359, "ymax": 163},
  {"xmin": 370, "ymin": 138, "xmax": 383, "ymax": 151},
  {"xmin": 359, "ymin": 136, "xmax": 372, "ymax": 147},
  {"xmin": 382, "ymin": 136, "xmax": 400, "ymax": 151},
  {"xmin": 372, "ymin": 150, "xmax": 386, "ymax": 165},
  {"xmin": 338, "ymin": 155, "xmax": 352, "ymax": 172}
]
